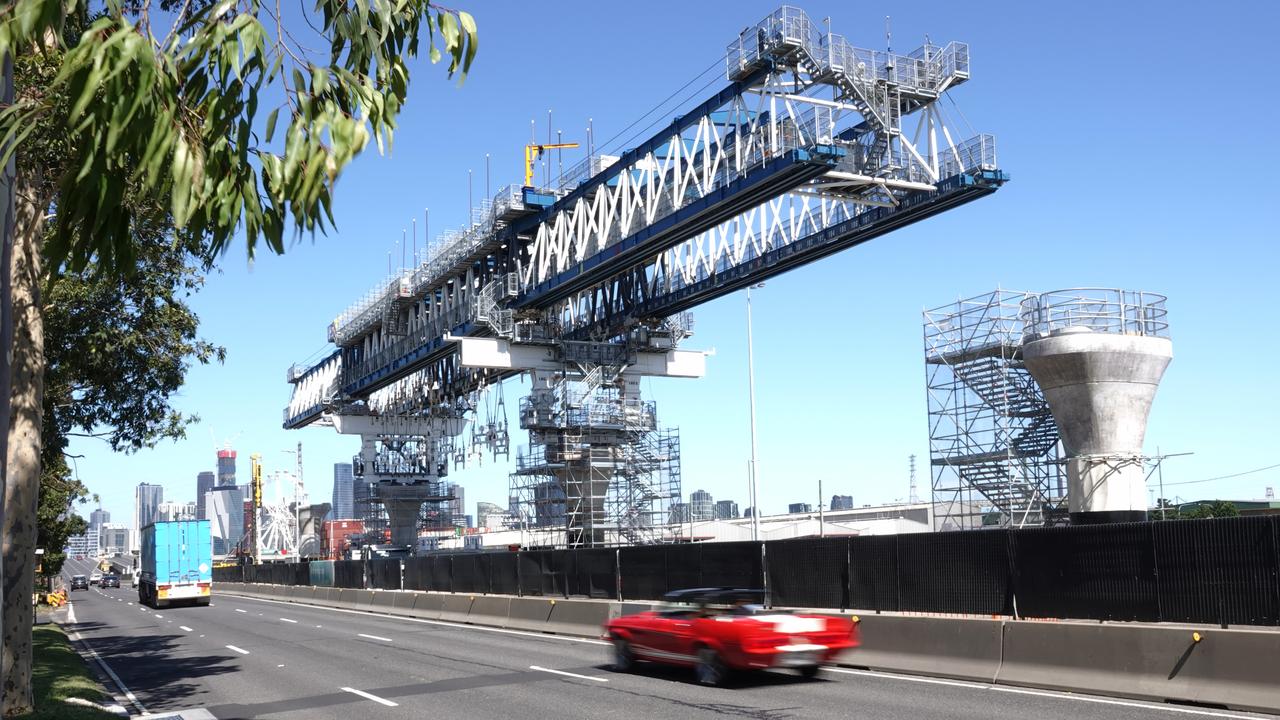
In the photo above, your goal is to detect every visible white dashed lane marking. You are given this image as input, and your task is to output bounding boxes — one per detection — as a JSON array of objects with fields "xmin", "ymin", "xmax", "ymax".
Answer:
[
  {"xmin": 341, "ymin": 687, "xmax": 398, "ymax": 707},
  {"xmin": 226, "ymin": 645, "xmax": 250, "ymax": 655},
  {"xmin": 357, "ymin": 633, "xmax": 392, "ymax": 642}
]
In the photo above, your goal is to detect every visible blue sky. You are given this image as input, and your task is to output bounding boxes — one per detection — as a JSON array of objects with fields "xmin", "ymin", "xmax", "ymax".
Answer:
[{"xmin": 71, "ymin": 1, "xmax": 1280, "ymax": 527}]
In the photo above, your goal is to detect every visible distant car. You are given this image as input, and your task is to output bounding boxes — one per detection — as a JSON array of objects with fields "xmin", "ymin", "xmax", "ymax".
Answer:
[
  {"xmin": 100, "ymin": 574, "xmax": 120, "ymax": 588},
  {"xmin": 70, "ymin": 575, "xmax": 89, "ymax": 591},
  {"xmin": 89, "ymin": 572, "xmax": 102, "ymax": 586},
  {"xmin": 603, "ymin": 588, "xmax": 860, "ymax": 686}
]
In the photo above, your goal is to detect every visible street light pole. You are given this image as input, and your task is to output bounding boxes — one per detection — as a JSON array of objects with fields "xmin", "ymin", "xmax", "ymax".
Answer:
[{"xmin": 746, "ymin": 283, "xmax": 763, "ymax": 542}]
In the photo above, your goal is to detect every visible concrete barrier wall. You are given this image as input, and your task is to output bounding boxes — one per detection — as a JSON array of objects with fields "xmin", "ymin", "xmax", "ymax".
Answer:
[
  {"xmin": 468, "ymin": 596, "xmax": 511, "ymax": 628},
  {"xmin": 214, "ymin": 582, "xmax": 1280, "ymax": 713},
  {"xmin": 842, "ymin": 615, "xmax": 1004, "ymax": 682},
  {"xmin": 999, "ymin": 621, "xmax": 1280, "ymax": 714}
]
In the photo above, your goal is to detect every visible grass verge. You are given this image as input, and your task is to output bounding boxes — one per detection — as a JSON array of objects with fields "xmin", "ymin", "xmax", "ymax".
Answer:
[{"xmin": 18, "ymin": 624, "xmax": 123, "ymax": 719}]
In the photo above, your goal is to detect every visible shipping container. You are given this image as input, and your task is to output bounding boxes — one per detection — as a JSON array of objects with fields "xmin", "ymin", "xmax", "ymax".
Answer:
[{"xmin": 140, "ymin": 520, "xmax": 213, "ymax": 608}]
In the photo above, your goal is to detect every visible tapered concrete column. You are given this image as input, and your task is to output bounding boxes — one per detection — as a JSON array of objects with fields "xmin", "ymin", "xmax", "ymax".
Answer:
[
  {"xmin": 378, "ymin": 484, "xmax": 437, "ymax": 548},
  {"xmin": 1022, "ymin": 330, "xmax": 1172, "ymax": 524}
]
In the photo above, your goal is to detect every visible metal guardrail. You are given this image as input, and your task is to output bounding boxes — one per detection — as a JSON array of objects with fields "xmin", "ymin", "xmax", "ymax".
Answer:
[{"xmin": 1021, "ymin": 288, "xmax": 1170, "ymax": 339}]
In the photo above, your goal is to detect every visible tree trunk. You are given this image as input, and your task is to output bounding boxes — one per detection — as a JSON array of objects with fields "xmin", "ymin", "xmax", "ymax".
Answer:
[
  {"xmin": 1, "ymin": 163, "xmax": 45, "ymax": 717},
  {"xmin": 0, "ymin": 51, "xmax": 15, "ymax": 710}
]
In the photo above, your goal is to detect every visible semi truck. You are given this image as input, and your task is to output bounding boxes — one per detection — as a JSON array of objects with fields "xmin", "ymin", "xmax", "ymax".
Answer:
[{"xmin": 140, "ymin": 520, "xmax": 212, "ymax": 608}]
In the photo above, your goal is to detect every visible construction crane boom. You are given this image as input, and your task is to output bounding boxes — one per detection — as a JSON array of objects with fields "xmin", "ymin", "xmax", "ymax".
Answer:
[{"xmin": 524, "ymin": 142, "xmax": 579, "ymax": 187}]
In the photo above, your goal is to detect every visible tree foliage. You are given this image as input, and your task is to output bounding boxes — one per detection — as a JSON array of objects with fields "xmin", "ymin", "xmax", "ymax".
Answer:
[{"xmin": 1, "ymin": 0, "xmax": 477, "ymax": 275}]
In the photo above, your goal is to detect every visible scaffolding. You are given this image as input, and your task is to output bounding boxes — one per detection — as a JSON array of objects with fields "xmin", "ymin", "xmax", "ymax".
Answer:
[
  {"xmin": 924, "ymin": 290, "xmax": 1066, "ymax": 530},
  {"xmin": 509, "ymin": 377, "xmax": 682, "ymax": 548}
]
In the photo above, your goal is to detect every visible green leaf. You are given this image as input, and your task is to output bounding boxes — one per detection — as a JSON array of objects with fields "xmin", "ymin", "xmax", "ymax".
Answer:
[{"xmin": 265, "ymin": 107, "xmax": 280, "ymax": 142}]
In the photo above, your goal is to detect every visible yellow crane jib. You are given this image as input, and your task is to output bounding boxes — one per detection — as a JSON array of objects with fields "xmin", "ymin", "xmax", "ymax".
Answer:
[{"xmin": 524, "ymin": 142, "xmax": 580, "ymax": 187}]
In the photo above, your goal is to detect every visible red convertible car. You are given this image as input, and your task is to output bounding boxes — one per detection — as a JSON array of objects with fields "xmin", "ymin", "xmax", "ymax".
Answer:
[{"xmin": 603, "ymin": 588, "xmax": 859, "ymax": 685}]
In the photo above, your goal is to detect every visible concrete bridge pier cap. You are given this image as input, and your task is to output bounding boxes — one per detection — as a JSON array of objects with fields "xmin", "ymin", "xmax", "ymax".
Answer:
[{"xmin": 1021, "ymin": 290, "xmax": 1172, "ymax": 524}]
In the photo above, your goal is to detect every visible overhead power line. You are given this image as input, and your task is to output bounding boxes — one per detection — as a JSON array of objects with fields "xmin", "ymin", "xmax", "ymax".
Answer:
[{"xmin": 1162, "ymin": 462, "xmax": 1280, "ymax": 488}]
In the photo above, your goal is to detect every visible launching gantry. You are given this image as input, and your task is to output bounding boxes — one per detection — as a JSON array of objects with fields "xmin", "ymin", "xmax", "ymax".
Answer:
[{"xmin": 283, "ymin": 5, "xmax": 1007, "ymax": 550}]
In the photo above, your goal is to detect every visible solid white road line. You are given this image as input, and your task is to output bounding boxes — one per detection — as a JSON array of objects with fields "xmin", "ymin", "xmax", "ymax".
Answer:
[
  {"xmin": 67, "ymin": 602, "xmax": 78, "ymax": 624},
  {"xmin": 357, "ymin": 633, "xmax": 392, "ymax": 642},
  {"xmin": 341, "ymin": 687, "xmax": 398, "ymax": 707},
  {"xmin": 824, "ymin": 668, "xmax": 1264, "ymax": 719},
  {"xmin": 280, "ymin": 618, "xmax": 298, "ymax": 623},
  {"xmin": 70, "ymin": 631, "xmax": 148, "ymax": 715},
  {"xmin": 529, "ymin": 666, "xmax": 608, "ymax": 683},
  {"xmin": 222, "ymin": 594, "xmax": 610, "ymax": 646},
  {"xmin": 225, "ymin": 645, "xmax": 250, "ymax": 655},
  {"xmin": 179, "ymin": 626, "xmax": 193, "ymax": 632}
]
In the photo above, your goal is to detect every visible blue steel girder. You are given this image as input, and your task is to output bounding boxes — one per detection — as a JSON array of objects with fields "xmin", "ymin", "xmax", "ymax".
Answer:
[
  {"xmin": 559, "ymin": 169, "xmax": 1009, "ymax": 342},
  {"xmin": 284, "ymin": 4, "xmax": 992, "ymax": 428}
]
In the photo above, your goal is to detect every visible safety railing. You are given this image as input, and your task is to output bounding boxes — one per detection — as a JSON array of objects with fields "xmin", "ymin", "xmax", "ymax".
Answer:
[
  {"xmin": 937, "ymin": 133, "xmax": 998, "ymax": 179},
  {"xmin": 1021, "ymin": 289, "xmax": 1170, "ymax": 339}
]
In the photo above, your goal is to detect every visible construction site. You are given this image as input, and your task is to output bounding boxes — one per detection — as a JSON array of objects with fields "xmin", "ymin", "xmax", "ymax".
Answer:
[{"xmin": 281, "ymin": 5, "xmax": 1172, "ymax": 553}]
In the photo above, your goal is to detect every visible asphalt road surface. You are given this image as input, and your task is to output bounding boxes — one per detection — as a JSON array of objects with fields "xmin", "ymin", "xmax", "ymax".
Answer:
[{"xmin": 59, "ymin": 558, "xmax": 1277, "ymax": 720}]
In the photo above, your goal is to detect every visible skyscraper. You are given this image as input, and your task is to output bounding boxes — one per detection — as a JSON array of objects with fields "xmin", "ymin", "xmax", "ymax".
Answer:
[
  {"xmin": 331, "ymin": 463, "xmax": 354, "ymax": 520},
  {"xmin": 133, "ymin": 483, "xmax": 164, "ymax": 551},
  {"xmin": 216, "ymin": 447, "xmax": 237, "ymax": 486},
  {"xmin": 446, "ymin": 482, "xmax": 466, "ymax": 528},
  {"xmin": 714, "ymin": 500, "xmax": 740, "ymax": 520},
  {"xmin": 690, "ymin": 489, "xmax": 714, "ymax": 521},
  {"xmin": 88, "ymin": 508, "xmax": 110, "ymax": 554},
  {"xmin": 196, "ymin": 471, "xmax": 215, "ymax": 520},
  {"xmin": 206, "ymin": 485, "xmax": 244, "ymax": 555}
]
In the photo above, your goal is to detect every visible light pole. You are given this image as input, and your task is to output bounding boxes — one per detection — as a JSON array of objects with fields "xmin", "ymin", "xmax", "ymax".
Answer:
[{"xmin": 746, "ymin": 282, "xmax": 764, "ymax": 541}]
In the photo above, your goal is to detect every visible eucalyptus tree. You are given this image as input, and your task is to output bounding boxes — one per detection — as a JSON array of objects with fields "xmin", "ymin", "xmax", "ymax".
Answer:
[{"xmin": 0, "ymin": 0, "xmax": 476, "ymax": 711}]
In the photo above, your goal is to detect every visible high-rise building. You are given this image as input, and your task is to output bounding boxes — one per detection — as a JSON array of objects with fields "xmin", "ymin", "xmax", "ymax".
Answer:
[
  {"xmin": 157, "ymin": 500, "xmax": 197, "ymax": 522},
  {"xmin": 196, "ymin": 471, "xmax": 215, "ymax": 520},
  {"xmin": 788, "ymin": 502, "xmax": 813, "ymax": 514},
  {"xmin": 714, "ymin": 500, "xmax": 740, "ymax": 520},
  {"xmin": 830, "ymin": 494, "xmax": 854, "ymax": 511},
  {"xmin": 133, "ymin": 482, "xmax": 164, "ymax": 551},
  {"xmin": 66, "ymin": 533, "xmax": 94, "ymax": 558},
  {"xmin": 88, "ymin": 508, "xmax": 109, "ymax": 553},
  {"xmin": 446, "ymin": 482, "xmax": 466, "ymax": 528},
  {"xmin": 331, "ymin": 463, "xmax": 354, "ymax": 519},
  {"xmin": 690, "ymin": 489, "xmax": 714, "ymax": 521},
  {"xmin": 99, "ymin": 523, "xmax": 130, "ymax": 555},
  {"xmin": 669, "ymin": 502, "xmax": 691, "ymax": 525},
  {"xmin": 206, "ymin": 485, "xmax": 244, "ymax": 555},
  {"xmin": 216, "ymin": 447, "xmax": 237, "ymax": 486}
]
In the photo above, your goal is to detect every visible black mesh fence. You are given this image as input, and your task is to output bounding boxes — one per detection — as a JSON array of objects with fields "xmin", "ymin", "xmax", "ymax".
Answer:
[
  {"xmin": 333, "ymin": 559, "xmax": 365, "ymax": 589},
  {"xmin": 848, "ymin": 535, "xmax": 898, "ymax": 611},
  {"xmin": 767, "ymin": 538, "xmax": 846, "ymax": 609},
  {"xmin": 213, "ymin": 517, "xmax": 1280, "ymax": 625},
  {"xmin": 1011, "ymin": 522, "xmax": 1159, "ymax": 621},
  {"xmin": 452, "ymin": 553, "xmax": 488, "ymax": 594},
  {"xmin": 897, "ymin": 530, "xmax": 1012, "ymax": 615},
  {"xmin": 568, "ymin": 549, "xmax": 617, "ymax": 599},
  {"xmin": 1153, "ymin": 516, "xmax": 1280, "ymax": 625},
  {"xmin": 368, "ymin": 559, "xmax": 403, "ymax": 590}
]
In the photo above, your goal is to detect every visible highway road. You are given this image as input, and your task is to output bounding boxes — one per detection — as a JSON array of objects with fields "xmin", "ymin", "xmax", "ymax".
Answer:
[{"xmin": 60, "ymin": 558, "xmax": 1276, "ymax": 720}]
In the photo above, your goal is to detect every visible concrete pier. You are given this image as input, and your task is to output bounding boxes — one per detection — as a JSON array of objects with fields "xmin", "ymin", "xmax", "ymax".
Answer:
[{"xmin": 1023, "ymin": 329, "xmax": 1172, "ymax": 523}]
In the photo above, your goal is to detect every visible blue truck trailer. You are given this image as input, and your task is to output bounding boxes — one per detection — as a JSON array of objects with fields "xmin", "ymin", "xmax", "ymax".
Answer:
[{"xmin": 140, "ymin": 520, "xmax": 212, "ymax": 608}]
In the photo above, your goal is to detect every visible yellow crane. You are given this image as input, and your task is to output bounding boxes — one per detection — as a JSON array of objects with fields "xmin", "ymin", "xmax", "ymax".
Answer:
[{"xmin": 524, "ymin": 142, "xmax": 580, "ymax": 187}]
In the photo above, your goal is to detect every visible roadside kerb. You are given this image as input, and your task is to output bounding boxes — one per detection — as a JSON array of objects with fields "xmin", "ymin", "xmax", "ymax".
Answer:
[
  {"xmin": 840, "ymin": 615, "xmax": 1003, "ymax": 683},
  {"xmin": 998, "ymin": 620, "xmax": 1280, "ymax": 714}
]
